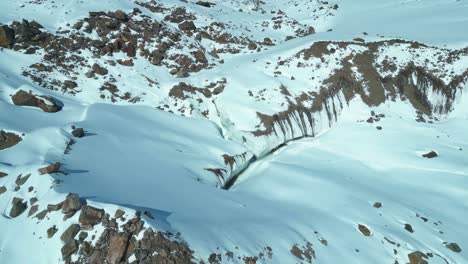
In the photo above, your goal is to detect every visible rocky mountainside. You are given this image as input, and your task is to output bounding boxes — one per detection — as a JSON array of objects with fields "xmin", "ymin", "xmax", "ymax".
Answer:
[{"xmin": 1, "ymin": 0, "xmax": 467, "ymax": 263}]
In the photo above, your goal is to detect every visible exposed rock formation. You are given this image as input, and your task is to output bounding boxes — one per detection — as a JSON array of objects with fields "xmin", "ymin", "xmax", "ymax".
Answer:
[{"xmin": 11, "ymin": 90, "xmax": 62, "ymax": 113}]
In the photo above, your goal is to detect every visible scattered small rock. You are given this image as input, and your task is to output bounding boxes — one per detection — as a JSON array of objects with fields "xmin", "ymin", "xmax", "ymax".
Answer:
[
  {"xmin": 422, "ymin": 151, "xmax": 438, "ymax": 158},
  {"xmin": 404, "ymin": 223, "xmax": 414, "ymax": 233},
  {"xmin": 358, "ymin": 224, "xmax": 371, "ymax": 236},
  {"xmin": 408, "ymin": 251, "xmax": 428, "ymax": 264},
  {"xmin": 373, "ymin": 202, "xmax": 382, "ymax": 208},
  {"xmin": 71, "ymin": 127, "xmax": 85, "ymax": 138},
  {"xmin": 92, "ymin": 63, "xmax": 109, "ymax": 75},
  {"xmin": 47, "ymin": 225, "xmax": 58, "ymax": 238},
  {"xmin": 445, "ymin": 242, "xmax": 462, "ymax": 253}
]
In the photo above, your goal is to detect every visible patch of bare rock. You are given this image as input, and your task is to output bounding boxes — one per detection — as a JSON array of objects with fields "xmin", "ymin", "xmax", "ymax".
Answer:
[{"xmin": 0, "ymin": 130, "xmax": 22, "ymax": 150}]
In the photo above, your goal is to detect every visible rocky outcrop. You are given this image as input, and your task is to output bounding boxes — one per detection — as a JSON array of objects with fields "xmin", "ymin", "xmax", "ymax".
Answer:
[
  {"xmin": 0, "ymin": 130, "xmax": 22, "ymax": 150},
  {"xmin": 11, "ymin": 90, "xmax": 62, "ymax": 113}
]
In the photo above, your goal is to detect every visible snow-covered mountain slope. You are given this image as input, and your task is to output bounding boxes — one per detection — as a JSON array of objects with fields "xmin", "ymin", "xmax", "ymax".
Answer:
[{"xmin": 1, "ymin": 0, "xmax": 467, "ymax": 263}]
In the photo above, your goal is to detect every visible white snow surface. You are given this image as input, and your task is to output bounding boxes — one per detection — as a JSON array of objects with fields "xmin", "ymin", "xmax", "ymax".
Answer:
[{"xmin": 1, "ymin": 0, "xmax": 468, "ymax": 263}]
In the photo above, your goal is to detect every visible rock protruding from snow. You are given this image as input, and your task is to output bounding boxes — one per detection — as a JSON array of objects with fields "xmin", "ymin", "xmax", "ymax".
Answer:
[
  {"xmin": 62, "ymin": 193, "xmax": 82, "ymax": 214},
  {"xmin": 0, "ymin": 130, "xmax": 22, "ymax": 150},
  {"xmin": 422, "ymin": 151, "xmax": 438, "ymax": 158},
  {"xmin": 79, "ymin": 206, "xmax": 105, "ymax": 226},
  {"xmin": 11, "ymin": 90, "xmax": 62, "ymax": 113},
  {"xmin": 0, "ymin": 25, "xmax": 15, "ymax": 48},
  {"xmin": 71, "ymin": 127, "xmax": 85, "ymax": 138},
  {"xmin": 9, "ymin": 197, "xmax": 28, "ymax": 218},
  {"xmin": 38, "ymin": 163, "xmax": 61, "ymax": 175}
]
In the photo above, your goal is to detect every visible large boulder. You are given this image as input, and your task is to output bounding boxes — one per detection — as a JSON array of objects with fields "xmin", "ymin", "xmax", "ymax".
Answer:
[
  {"xmin": 62, "ymin": 193, "xmax": 82, "ymax": 213},
  {"xmin": 107, "ymin": 232, "xmax": 130, "ymax": 264},
  {"xmin": 79, "ymin": 205, "xmax": 105, "ymax": 226},
  {"xmin": 61, "ymin": 240, "xmax": 78, "ymax": 259},
  {"xmin": 0, "ymin": 25, "xmax": 15, "ymax": 48},
  {"xmin": 60, "ymin": 224, "xmax": 80, "ymax": 244},
  {"xmin": 11, "ymin": 90, "xmax": 62, "ymax": 113}
]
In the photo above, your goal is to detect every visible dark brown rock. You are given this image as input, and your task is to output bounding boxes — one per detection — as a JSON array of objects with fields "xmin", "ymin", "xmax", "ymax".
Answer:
[
  {"xmin": 92, "ymin": 63, "xmax": 108, "ymax": 75},
  {"xmin": 64, "ymin": 80, "xmax": 77, "ymax": 89},
  {"xmin": 10, "ymin": 197, "xmax": 28, "ymax": 218},
  {"xmin": 79, "ymin": 231, "xmax": 88, "ymax": 241},
  {"xmin": 61, "ymin": 240, "xmax": 78, "ymax": 258},
  {"xmin": 150, "ymin": 50, "xmax": 164, "ymax": 65},
  {"xmin": 107, "ymin": 232, "xmax": 129, "ymax": 263},
  {"xmin": 112, "ymin": 10, "xmax": 129, "ymax": 22},
  {"xmin": 47, "ymin": 202, "xmax": 63, "ymax": 211},
  {"xmin": 71, "ymin": 127, "xmax": 85, "ymax": 138},
  {"xmin": 126, "ymin": 43, "xmax": 136, "ymax": 57},
  {"xmin": 47, "ymin": 225, "xmax": 58, "ymax": 238},
  {"xmin": 39, "ymin": 162, "xmax": 61, "ymax": 175},
  {"xmin": 404, "ymin": 223, "xmax": 414, "ymax": 233},
  {"xmin": 422, "ymin": 151, "xmax": 438, "ymax": 158},
  {"xmin": 62, "ymin": 193, "xmax": 82, "ymax": 213},
  {"xmin": 408, "ymin": 251, "xmax": 428, "ymax": 264},
  {"xmin": 373, "ymin": 202, "xmax": 382, "ymax": 208},
  {"xmin": 0, "ymin": 171, "xmax": 7, "ymax": 178},
  {"xmin": 194, "ymin": 49, "xmax": 207, "ymax": 63},
  {"xmin": 114, "ymin": 209, "xmax": 125, "ymax": 219},
  {"xmin": 0, "ymin": 186, "xmax": 6, "ymax": 195},
  {"xmin": 11, "ymin": 90, "xmax": 62, "ymax": 113},
  {"xmin": 0, "ymin": 25, "xmax": 15, "ymax": 48},
  {"xmin": 15, "ymin": 174, "xmax": 30, "ymax": 187},
  {"xmin": 196, "ymin": 1, "xmax": 216, "ymax": 7},
  {"xmin": 28, "ymin": 204, "xmax": 39, "ymax": 217},
  {"xmin": 35, "ymin": 209, "xmax": 48, "ymax": 220},
  {"xmin": 61, "ymin": 224, "xmax": 80, "ymax": 243},
  {"xmin": 117, "ymin": 59, "xmax": 134, "ymax": 66},
  {"xmin": 358, "ymin": 224, "xmax": 371, "ymax": 236},
  {"xmin": 0, "ymin": 130, "xmax": 22, "ymax": 150},
  {"xmin": 79, "ymin": 205, "xmax": 105, "ymax": 226},
  {"xmin": 445, "ymin": 242, "xmax": 462, "ymax": 253},
  {"xmin": 248, "ymin": 42, "xmax": 257, "ymax": 50},
  {"xmin": 178, "ymin": 21, "xmax": 196, "ymax": 31}
]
